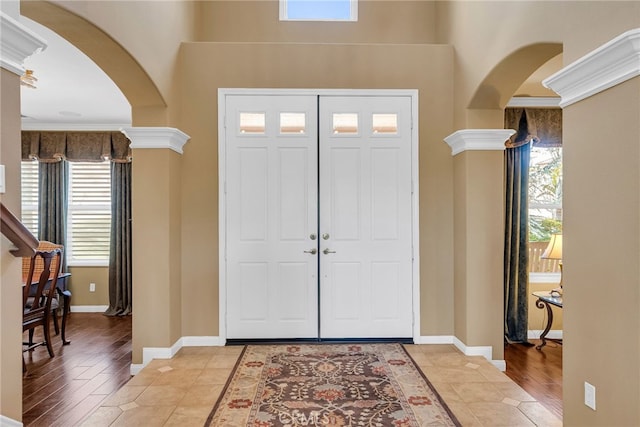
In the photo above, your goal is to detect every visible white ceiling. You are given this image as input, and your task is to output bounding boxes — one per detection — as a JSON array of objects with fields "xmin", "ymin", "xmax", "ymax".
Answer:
[{"xmin": 20, "ymin": 16, "xmax": 131, "ymax": 131}]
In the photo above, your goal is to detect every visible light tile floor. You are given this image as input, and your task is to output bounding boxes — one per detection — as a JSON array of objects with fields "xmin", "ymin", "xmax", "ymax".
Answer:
[{"xmin": 80, "ymin": 344, "xmax": 562, "ymax": 426}]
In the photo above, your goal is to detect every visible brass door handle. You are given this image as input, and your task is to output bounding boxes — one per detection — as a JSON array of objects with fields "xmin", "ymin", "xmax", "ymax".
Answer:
[
  {"xmin": 323, "ymin": 248, "xmax": 336, "ymax": 255},
  {"xmin": 304, "ymin": 248, "xmax": 317, "ymax": 255}
]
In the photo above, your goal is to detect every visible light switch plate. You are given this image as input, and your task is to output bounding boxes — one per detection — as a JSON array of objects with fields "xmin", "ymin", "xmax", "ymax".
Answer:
[
  {"xmin": 0, "ymin": 165, "xmax": 5, "ymax": 193},
  {"xmin": 585, "ymin": 381, "xmax": 596, "ymax": 410}
]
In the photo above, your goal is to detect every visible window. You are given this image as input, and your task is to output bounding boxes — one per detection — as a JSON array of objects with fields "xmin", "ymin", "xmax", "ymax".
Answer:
[
  {"xmin": 67, "ymin": 162, "xmax": 111, "ymax": 265},
  {"xmin": 280, "ymin": 0, "xmax": 357, "ymax": 21},
  {"xmin": 528, "ymin": 146, "xmax": 562, "ymax": 277},
  {"xmin": 20, "ymin": 161, "xmax": 39, "ymax": 236},
  {"xmin": 21, "ymin": 160, "xmax": 112, "ymax": 266}
]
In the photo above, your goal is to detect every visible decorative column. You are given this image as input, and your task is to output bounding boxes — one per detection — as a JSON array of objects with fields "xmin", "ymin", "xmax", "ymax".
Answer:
[
  {"xmin": 542, "ymin": 28, "xmax": 640, "ymax": 426},
  {"xmin": 444, "ymin": 129, "xmax": 514, "ymax": 369},
  {"xmin": 121, "ymin": 127, "xmax": 189, "ymax": 371},
  {"xmin": 0, "ymin": 10, "xmax": 46, "ymax": 424}
]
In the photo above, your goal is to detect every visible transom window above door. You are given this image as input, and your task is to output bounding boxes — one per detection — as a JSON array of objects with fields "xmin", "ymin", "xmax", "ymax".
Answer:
[{"xmin": 280, "ymin": 0, "xmax": 358, "ymax": 22}]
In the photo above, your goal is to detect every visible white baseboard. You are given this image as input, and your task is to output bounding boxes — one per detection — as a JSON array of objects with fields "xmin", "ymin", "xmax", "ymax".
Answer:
[
  {"xmin": 70, "ymin": 305, "xmax": 109, "ymax": 313},
  {"xmin": 528, "ymin": 330, "xmax": 563, "ymax": 340},
  {"xmin": 130, "ymin": 336, "xmax": 223, "ymax": 375},
  {"xmin": 0, "ymin": 415, "xmax": 23, "ymax": 427}
]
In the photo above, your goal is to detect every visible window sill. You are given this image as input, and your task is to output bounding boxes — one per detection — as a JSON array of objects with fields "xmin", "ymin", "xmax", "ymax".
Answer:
[
  {"xmin": 529, "ymin": 272, "xmax": 561, "ymax": 284},
  {"xmin": 67, "ymin": 260, "xmax": 109, "ymax": 268}
]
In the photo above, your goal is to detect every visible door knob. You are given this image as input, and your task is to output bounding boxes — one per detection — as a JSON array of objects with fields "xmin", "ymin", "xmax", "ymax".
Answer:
[
  {"xmin": 310, "ymin": 233, "xmax": 317, "ymax": 240},
  {"xmin": 322, "ymin": 233, "xmax": 330, "ymax": 240},
  {"xmin": 323, "ymin": 248, "xmax": 336, "ymax": 255},
  {"xmin": 304, "ymin": 248, "xmax": 317, "ymax": 255}
]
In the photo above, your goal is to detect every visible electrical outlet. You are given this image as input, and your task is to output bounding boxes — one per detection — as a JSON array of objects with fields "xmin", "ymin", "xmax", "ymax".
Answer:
[
  {"xmin": 89, "ymin": 282, "xmax": 96, "ymax": 292},
  {"xmin": 584, "ymin": 381, "xmax": 596, "ymax": 410}
]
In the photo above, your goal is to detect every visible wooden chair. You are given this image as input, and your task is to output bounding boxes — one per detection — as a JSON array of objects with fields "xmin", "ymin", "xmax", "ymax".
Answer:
[
  {"xmin": 23, "ymin": 247, "xmax": 63, "ymax": 371},
  {"xmin": 22, "ymin": 241, "xmax": 72, "ymax": 347}
]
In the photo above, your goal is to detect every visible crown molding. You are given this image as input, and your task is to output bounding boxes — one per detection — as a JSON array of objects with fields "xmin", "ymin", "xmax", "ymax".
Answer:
[
  {"xmin": 121, "ymin": 127, "xmax": 190, "ymax": 154},
  {"xmin": 0, "ymin": 12, "xmax": 47, "ymax": 75},
  {"xmin": 543, "ymin": 28, "xmax": 640, "ymax": 108},
  {"xmin": 506, "ymin": 97, "xmax": 561, "ymax": 108},
  {"xmin": 444, "ymin": 129, "xmax": 515, "ymax": 156}
]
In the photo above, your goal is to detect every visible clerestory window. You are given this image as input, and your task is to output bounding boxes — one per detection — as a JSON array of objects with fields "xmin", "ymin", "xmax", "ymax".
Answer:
[{"xmin": 280, "ymin": 0, "xmax": 358, "ymax": 22}]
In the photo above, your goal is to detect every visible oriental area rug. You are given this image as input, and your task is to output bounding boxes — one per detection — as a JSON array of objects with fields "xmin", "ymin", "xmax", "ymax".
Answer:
[{"xmin": 205, "ymin": 343, "xmax": 460, "ymax": 426}]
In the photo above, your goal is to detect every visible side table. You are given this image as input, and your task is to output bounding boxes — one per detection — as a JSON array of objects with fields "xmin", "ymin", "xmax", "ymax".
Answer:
[{"xmin": 532, "ymin": 291, "xmax": 562, "ymax": 350}]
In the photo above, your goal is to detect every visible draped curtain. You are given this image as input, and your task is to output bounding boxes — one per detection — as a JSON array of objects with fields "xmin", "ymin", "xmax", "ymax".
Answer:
[
  {"xmin": 38, "ymin": 160, "xmax": 68, "ymax": 272},
  {"xmin": 22, "ymin": 131, "xmax": 133, "ymax": 315},
  {"xmin": 503, "ymin": 108, "xmax": 562, "ymax": 343},
  {"xmin": 105, "ymin": 161, "xmax": 132, "ymax": 316}
]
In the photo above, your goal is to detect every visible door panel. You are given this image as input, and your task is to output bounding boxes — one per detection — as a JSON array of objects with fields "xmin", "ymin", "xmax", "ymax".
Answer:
[
  {"xmin": 225, "ymin": 93, "xmax": 414, "ymax": 340},
  {"xmin": 319, "ymin": 96, "xmax": 413, "ymax": 338},
  {"xmin": 226, "ymin": 95, "xmax": 319, "ymax": 339}
]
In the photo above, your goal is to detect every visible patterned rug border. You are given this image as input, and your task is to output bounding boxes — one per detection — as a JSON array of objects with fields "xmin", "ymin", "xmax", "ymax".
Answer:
[{"xmin": 205, "ymin": 343, "xmax": 461, "ymax": 427}]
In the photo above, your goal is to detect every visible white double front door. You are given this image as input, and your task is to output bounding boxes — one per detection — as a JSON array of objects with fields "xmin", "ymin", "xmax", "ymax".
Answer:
[{"xmin": 224, "ymin": 92, "xmax": 414, "ymax": 339}]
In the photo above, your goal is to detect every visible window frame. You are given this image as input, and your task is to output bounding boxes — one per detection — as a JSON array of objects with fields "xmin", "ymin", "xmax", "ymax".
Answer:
[
  {"xmin": 66, "ymin": 161, "xmax": 112, "ymax": 267},
  {"xmin": 279, "ymin": 0, "xmax": 358, "ymax": 22}
]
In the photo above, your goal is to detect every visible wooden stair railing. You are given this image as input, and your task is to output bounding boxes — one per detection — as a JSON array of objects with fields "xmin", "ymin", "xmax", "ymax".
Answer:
[{"xmin": 0, "ymin": 202, "xmax": 38, "ymax": 257}]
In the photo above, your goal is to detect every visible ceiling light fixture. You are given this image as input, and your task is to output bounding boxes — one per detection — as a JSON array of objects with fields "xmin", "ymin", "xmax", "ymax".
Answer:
[{"xmin": 20, "ymin": 70, "xmax": 38, "ymax": 89}]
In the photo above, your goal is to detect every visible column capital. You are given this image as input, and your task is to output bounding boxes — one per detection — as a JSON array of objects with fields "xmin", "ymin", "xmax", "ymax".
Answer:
[
  {"xmin": 544, "ymin": 28, "xmax": 640, "ymax": 108},
  {"xmin": 1, "ymin": 12, "xmax": 47, "ymax": 75},
  {"xmin": 444, "ymin": 129, "xmax": 515, "ymax": 156},
  {"xmin": 121, "ymin": 127, "xmax": 190, "ymax": 154}
]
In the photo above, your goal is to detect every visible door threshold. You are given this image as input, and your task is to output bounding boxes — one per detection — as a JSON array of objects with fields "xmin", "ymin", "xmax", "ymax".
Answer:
[{"xmin": 226, "ymin": 337, "xmax": 414, "ymax": 346}]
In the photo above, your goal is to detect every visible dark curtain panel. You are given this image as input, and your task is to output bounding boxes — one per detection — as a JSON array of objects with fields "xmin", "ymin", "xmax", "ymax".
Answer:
[
  {"xmin": 504, "ymin": 143, "xmax": 531, "ymax": 342},
  {"xmin": 38, "ymin": 160, "xmax": 68, "ymax": 272},
  {"xmin": 105, "ymin": 161, "xmax": 132, "ymax": 316}
]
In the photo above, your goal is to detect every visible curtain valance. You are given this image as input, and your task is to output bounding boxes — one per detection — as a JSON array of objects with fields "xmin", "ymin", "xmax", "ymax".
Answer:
[
  {"xmin": 21, "ymin": 131, "xmax": 132, "ymax": 163},
  {"xmin": 504, "ymin": 108, "xmax": 562, "ymax": 148}
]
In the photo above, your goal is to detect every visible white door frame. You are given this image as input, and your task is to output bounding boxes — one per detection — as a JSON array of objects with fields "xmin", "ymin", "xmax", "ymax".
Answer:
[{"xmin": 218, "ymin": 88, "xmax": 420, "ymax": 343}]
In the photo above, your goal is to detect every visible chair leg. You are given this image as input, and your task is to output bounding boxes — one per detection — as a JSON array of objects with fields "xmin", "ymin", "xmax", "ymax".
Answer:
[
  {"xmin": 28, "ymin": 329, "xmax": 35, "ymax": 347},
  {"xmin": 42, "ymin": 321, "xmax": 54, "ymax": 358},
  {"xmin": 52, "ymin": 309, "xmax": 60, "ymax": 335},
  {"xmin": 60, "ymin": 292, "xmax": 71, "ymax": 345}
]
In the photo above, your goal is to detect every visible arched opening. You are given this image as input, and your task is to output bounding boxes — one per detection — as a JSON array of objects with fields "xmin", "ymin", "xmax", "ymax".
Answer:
[
  {"xmin": 468, "ymin": 42, "xmax": 563, "ymax": 110},
  {"xmin": 21, "ymin": 0, "xmax": 165, "ymax": 116}
]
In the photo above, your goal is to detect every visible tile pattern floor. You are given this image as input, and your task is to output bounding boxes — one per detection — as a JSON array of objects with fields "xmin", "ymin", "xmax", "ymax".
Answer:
[{"xmin": 80, "ymin": 344, "xmax": 562, "ymax": 426}]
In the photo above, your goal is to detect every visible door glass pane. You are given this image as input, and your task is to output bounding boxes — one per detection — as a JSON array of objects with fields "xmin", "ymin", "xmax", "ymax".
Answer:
[
  {"xmin": 372, "ymin": 113, "xmax": 398, "ymax": 134},
  {"xmin": 333, "ymin": 113, "xmax": 358, "ymax": 134},
  {"xmin": 240, "ymin": 112, "xmax": 266, "ymax": 134},
  {"xmin": 280, "ymin": 112, "xmax": 306, "ymax": 134}
]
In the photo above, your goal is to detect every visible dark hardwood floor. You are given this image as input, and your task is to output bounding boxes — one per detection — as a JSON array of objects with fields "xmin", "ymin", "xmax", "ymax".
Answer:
[
  {"xmin": 22, "ymin": 313, "xmax": 132, "ymax": 427},
  {"xmin": 505, "ymin": 339, "xmax": 563, "ymax": 420},
  {"xmin": 23, "ymin": 314, "xmax": 562, "ymax": 425}
]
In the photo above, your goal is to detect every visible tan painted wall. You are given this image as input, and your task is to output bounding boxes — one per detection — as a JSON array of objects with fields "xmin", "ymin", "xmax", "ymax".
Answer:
[
  {"xmin": 0, "ymin": 68, "xmax": 26, "ymax": 422},
  {"xmin": 562, "ymin": 78, "xmax": 640, "ymax": 426},
  {"xmin": 67, "ymin": 266, "xmax": 109, "ymax": 306},
  {"xmin": 452, "ymin": 150, "xmax": 504, "ymax": 358},
  {"xmin": 131, "ymin": 148, "xmax": 182, "ymax": 363},
  {"xmin": 436, "ymin": 1, "xmax": 640, "ymax": 128},
  {"xmin": 198, "ymin": 0, "xmax": 437, "ymax": 44},
  {"xmin": 177, "ymin": 41, "xmax": 455, "ymax": 338}
]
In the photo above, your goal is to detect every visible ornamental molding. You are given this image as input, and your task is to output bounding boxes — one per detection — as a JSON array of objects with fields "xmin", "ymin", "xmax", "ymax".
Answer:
[
  {"xmin": 543, "ymin": 28, "xmax": 640, "ymax": 108},
  {"xmin": 121, "ymin": 127, "xmax": 190, "ymax": 154},
  {"xmin": 0, "ymin": 12, "xmax": 47, "ymax": 75},
  {"xmin": 444, "ymin": 129, "xmax": 515, "ymax": 156},
  {"xmin": 506, "ymin": 97, "xmax": 561, "ymax": 108}
]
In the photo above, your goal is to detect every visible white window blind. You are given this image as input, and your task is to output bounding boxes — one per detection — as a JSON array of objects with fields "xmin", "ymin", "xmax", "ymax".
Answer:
[
  {"xmin": 20, "ymin": 161, "xmax": 39, "ymax": 236},
  {"xmin": 67, "ymin": 162, "xmax": 111, "ymax": 265}
]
